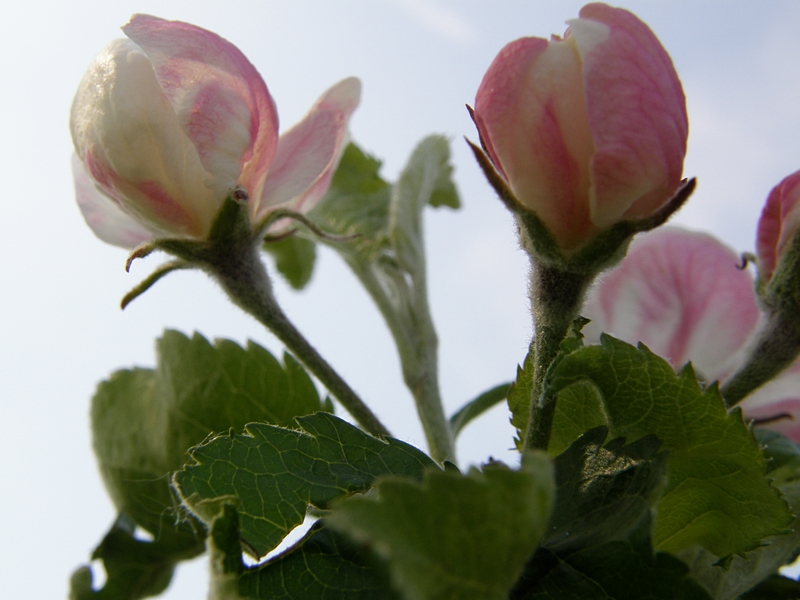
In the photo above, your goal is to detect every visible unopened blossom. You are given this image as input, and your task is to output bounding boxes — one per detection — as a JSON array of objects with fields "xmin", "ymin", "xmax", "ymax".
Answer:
[
  {"xmin": 756, "ymin": 169, "xmax": 800, "ymax": 283},
  {"xmin": 473, "ymin": 3, "xmax": 687, "ymax": 249},
  {"xmin": 71, "ymin": 14, "xmax": 359, "ymax": 248},
  {"xmin": 583, "ymin": 227, "xmax": 800, "ymax": 441}
]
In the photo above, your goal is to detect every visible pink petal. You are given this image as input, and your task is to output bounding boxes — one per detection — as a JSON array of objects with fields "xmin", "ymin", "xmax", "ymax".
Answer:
[
  {"xmin": 583, "ymin": 228, "xmax": 759, "ymax": 383},
  {"xmin": 756, "ymin": 169, "xmax": 800, "ymax": 281},
  {"xmin": 123, "ymin": 15, "xmax": 278, "ymax": 200},
  {"xmin": 740, "ymin": 362, "xmax": 800, "ymax": 442},
  {"xmin": 72, "ymin": 154, "xmax": 155, "ymax": 249},
  {"xmin": 474, "ymin": 36, "xmax": 596, "ymax": 248},
  {"xmin": 576, "ymin": 4, "xmax": 687, "ymax": 228},
  {"xmin": 255, "ymin": 77, "xmax": 361, "ymax": 222}
]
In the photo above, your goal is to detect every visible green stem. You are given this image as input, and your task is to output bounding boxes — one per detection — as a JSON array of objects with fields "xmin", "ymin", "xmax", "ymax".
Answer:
[
  {"xmin": 721, "ymin": 311, "xmax": 800, "ymax": 408},
  {"xmin": 210, "ymin": 244, "xmax": 391, "ymax": 438},
  {"xmin": 347, "ymin": 258, "xmax": 454, "ymax": 463},
  {"xmin": 524, "ymin": 264, "xmax": 592, "ymax": 452}
]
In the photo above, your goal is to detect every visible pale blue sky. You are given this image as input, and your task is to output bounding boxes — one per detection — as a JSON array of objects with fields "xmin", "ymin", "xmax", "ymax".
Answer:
[{"xmin": 2, "ymin": 1, "xmax": 800, "ymax": 597}]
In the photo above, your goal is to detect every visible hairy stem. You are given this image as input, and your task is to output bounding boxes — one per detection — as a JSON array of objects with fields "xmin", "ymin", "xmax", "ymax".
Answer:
[
  {"xmin": 524, "ymin": 264, "xmax": 592, "ymax": 451},
  {"xmin": 347, "ymin": 258, "xmax": 454, "ymax": 463},
  {"xmin": 722, "ymin": 311, "xmax": 800, "ymax": 408},
  {"xmin": 211, "ymin": 244, "xmax": 391, "ymax": 438}
]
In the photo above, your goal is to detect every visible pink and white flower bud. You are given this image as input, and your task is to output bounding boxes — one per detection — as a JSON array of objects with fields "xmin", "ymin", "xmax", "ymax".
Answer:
[
  {"xmin": 474, "ymin": 3, "xmax": 687, "ymax": 249},
  {"xmin": 70, "ymin": 15, "xmax": 359, "ymax": 248},
  {"xmin": 756, "ymin": 169, "xmax": 800, "ymax": 282},
  {"xmin": 584, "ymin": 227, "xmax": 800, "ymax": 441}
]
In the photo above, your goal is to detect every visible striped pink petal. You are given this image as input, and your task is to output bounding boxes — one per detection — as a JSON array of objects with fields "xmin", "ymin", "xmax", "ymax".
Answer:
[
  {"xmin": 756, "ymin": 169, "xmax": 800, "ymax": 281},
  {"xmin": 583, "ymin": 228, "xmax": 759, "ymax": 383},
  {"xmin": 255, "ymin": 77, "xmax": 361, "ymax": 222},
  {"xmin": 474, "ymin": 36, "xmax": 596, "ymax": 248},
  {"xmin": 576, "ymin": 4, "xmax": 688, "ymax": 229},
  {"xmin": 123, "ymin": 15, "xmax": 278, "ymax": 201},
  {"xmin": 72, "ymin": 154, "xmax": 155, "ymax": 249}
]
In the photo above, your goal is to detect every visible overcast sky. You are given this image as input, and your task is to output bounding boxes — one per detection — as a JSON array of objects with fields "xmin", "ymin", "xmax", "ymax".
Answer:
[{"xmin": 3, "ymin": 1, "xmax": 800, "ymax": 597}]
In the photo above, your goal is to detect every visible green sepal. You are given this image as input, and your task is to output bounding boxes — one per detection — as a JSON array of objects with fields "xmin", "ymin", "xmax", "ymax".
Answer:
[{"xmin": 468, "ymin": 132, "xmax": 696, "ymax": 274}]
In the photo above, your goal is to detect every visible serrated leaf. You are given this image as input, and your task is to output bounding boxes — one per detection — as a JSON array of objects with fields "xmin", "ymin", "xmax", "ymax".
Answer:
[
  {"xmin": 507, "ymin": 350, "xmax": 535, "ymax": 450},
  {"xmin": 543, "ymin": 334, "xmax": 792, "ymax": 559},
  {"xmin": 328, "ymin": 452, "xmax": 555, "ymax": 600},
  {"xmin": 263, "ymin": 234, "xmax": 317, "ymax": 290},
  {"xmin": 449, "ymin": 383, "xmax": 510, "ymax": 439},
  {"xmin": 756, "ymin": 429, "xmax": 800, "ymax": 483},
  {"xmin": 173, "ymin": 412, "xmax": 435, "ymax": 558},
  {"xmin": 511, "ymin": 518, "xmax": 713, "ymax": 600},
  {"xmin": 544, "ymin": 427, "xmax": 666, "ymax": 555},
  {"xmin": 87, "ymin": 330, "xmax": 326, "ymax": 596},
  {"xmin": 679, "ymin": 432, "xmax": 800, "ymax": 600},
  {"xmin": 207, "ymin": 505, "xmax": 398, "ymax": 600}
]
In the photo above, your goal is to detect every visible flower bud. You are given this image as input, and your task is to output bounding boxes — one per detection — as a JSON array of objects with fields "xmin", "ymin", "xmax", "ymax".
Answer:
[
  {"xmin": 756, "ymin": 169, "xmax": 800, "ymax": 284},
  {"xmin": 584, "ymin": 227, "xmax": 800, "ymax": 441},
  {"xmin": 71, "ymin": 14, "xmax": 359, "ymax": 248},
  {"xmin": 473, "ymin": 3, "xmax": 687, "ymax": 249}
]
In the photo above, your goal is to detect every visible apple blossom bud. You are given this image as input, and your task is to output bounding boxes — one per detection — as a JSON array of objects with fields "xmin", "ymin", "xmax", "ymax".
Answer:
[
  {"xmin": 473, "ymin": 3, "xmax": 687, "ymax": 249},
  {"xmin": 71, "ymin": 14, "xmax": 360, "ymax": 249},
  {"xmin": 756, "ymin": 169, "xmax": 800, "ymax": 284}
]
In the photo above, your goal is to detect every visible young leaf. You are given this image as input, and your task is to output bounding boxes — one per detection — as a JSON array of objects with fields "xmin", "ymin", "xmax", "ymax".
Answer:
[
  {"xmin": 173, "ymin": 412, "xmax": 435, "ymax": 558},
  {"xmin": 328, "ymin": 452, "xmax": 555, "ymax": 600},
  {"xmin": 263, "ymin": 234, "xmax": 317, "ymax": 290},
  {"xmin": 309, "ymin": 142, "xmax": 392, "ymax": 260},
  {"xmin": 207, "ymin": 505, "xmax": 398, "ymax": 600},
  {"xmin": 449, "ymin": 383, "xmax": 511, "ymax": 439},
  {"xmin": 543, "ymin": 334, "xmax": 792, "ymax": 559},
  {"xmin": 507, "ymin": 350, "xmax": 535, "ymax": 450}
]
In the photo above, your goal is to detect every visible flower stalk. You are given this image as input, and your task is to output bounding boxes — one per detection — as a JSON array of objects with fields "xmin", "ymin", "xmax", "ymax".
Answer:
[{"xmin": 207, "ymin": 239, "xmax": 391, "ymax": 438}]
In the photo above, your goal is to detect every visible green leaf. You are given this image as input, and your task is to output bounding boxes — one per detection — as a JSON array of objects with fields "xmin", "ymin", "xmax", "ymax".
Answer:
[
  {"xmin": 678, "ymin": 432, "xmax": 800, "ymax": 600},
  {"xmin": 207, "ymin": 505, "xmax": 398, "ymax": 600},
  {"xmin": 449, "ymin": 383, "xmax": 510, "ymax": 439},
  {"xmin": 547, "ymin": 382, "xmax": 606, "ymax": 456},
  {"xmin": 543, "ymin": 334, "xmax": 792, "ymax": 559},
  {"xmin": 173, "ymin": 412, "xmax": 436, "ymax": 558},
  {"xmin": 507, "ymin": 350, "xmax": 535, "ymax": 451},
  {"xmin": 511, "ymin": 430, "xmax": 709, "ymax": 599},
  {"xmin": 69, "ymin": 515, "xmax": 199, "ymax": 600},
  {"xmin": 328, "ymin": 452, "xmax": 555, "ymax": 600},
  {"xmin": 263, "ymin": 234, "xmax": 317, "ymax": 290},
  {"xmin": 390, "ymin": 135, "xmax": 460, "ymax": 276},
  {"xmin": 309, "ymin": 142, "xmax": 392, "ymax": 260},
  {"xmin": 739, "ymin": 575, "xmax": 800, "ymax": 599},
  {"xmin": 544, "ymin": 427, "xmax": 666, "ymax": 555},
  {"xmin": 87, "ymin": 330, "xmax": 327, "ymax": 594},
  {"xmin": 510, "ymin": 519, "xmax": 713, "ymax": 600},
  {"xmin": 756, "ymin": 428, "xmax": 800, "ymax": 483}
]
